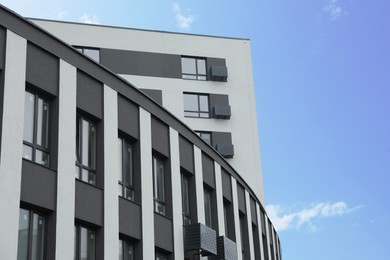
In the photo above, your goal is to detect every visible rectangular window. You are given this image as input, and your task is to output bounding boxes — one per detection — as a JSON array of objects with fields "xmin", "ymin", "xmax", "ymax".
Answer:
[
  {"xmin": 183, "ymin": 93, "xmax": 209, "ymax": 118},
  {"xmin": 155, "ymin": 251, "xmax": 168, "ymax": 260},
  {"xmin": 23, "ymin": 90, "xmax": 50, "ymax": 166},
  {"xmin": 118, "ymin": 137, "xmax": 134, "ymax": 201},
  {"xmin": 119, "ymin": 239, "xmax": 133, "ymax": 260},
  {"xmin": 153, "ymin": 155, "xmax": 165, "ymax": 215},
  {"xmin": 76, "ymin": 47, "xmax": 100, "ymax": 63},
  {"xmin": 17, "ymin": 209, "xmax": 45, "ymax": 260},
  {"xmin": 75, "ymin": 115, "xmax": 96, "ymax": 185},
  {"xmin": 181, "ymin": 173, "xmax": 191, "ymax": 225},
  {"xmin": 181, "ymin": 57, "xmax": 206, "ymax": 80},
  {"xmin": 74, "ymin": 225, "xmax": 95, "ymax": 260},
  {"xmin": 195, "ymin": 131, "xmax": 211, "ymax": 146},
  {"xmin": 204, "ymin": 188, "xmax": 212, "ymax": 228}
]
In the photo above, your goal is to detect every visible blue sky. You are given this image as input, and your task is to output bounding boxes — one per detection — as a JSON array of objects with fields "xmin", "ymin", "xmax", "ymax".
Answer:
[{"xmin": 1, "ymin": 0, "xmax": 389, "ymax": 259}]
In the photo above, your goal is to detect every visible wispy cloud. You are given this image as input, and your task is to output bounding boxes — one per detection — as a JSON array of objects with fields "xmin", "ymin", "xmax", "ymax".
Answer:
[
  {"xmin": 80, "ymin": 13, "xmax": 100, "ymax": 24},
  {"xmin": 266, "ymin": 201, "xmax": 362, "ymax": 232},
  {"xmin": 172, "ymin": 3, "xmax": 195, "ymax": 30},
  {"xmin": 322, "ymin": 0, "xmax": 348, "ymax": 21},
  {"xmin": 56, "ymin": 11, "xmax": 67, "ymax": 19}
]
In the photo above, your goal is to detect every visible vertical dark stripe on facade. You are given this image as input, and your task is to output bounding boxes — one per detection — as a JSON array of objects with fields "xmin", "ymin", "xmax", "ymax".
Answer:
[
  {"xmin": 118, "ymin": 94, "xmax": 139, "ymax": 139},
  {"xmin": 118, "ymin": 197, "xmax": 142, "ymax": 240},
  {"xmin": 237, "ymin": 183, "xmax": 246, "ymax": 214},
  {"xmin": 179, "ymin": 135, "xmax": 194, "ymax": 174},
  {"xmin": 202, "ymin": 153, "xmax": 215, "ymax": 188},
  {"xmin": 221, "ymin": 168, "xmax": 232, "ymax": 201},
  {"xmin": 154, "ymin": 213, "xmax": 174, "ymax": 252}
]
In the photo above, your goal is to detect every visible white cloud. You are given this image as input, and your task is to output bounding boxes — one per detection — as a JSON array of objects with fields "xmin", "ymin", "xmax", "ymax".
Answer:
[
  {"xmin": 322, "ymin": 0, "xmax": 348, "ymax": 21},
  {"xmin": 56, "ymin": 11, "xmax": 67, "ymax": 19},
  {"xmin": 266, "ymin": 201, "xmax": 361, "ymax": 232},
  {"xmin": 80, "ymin": 13, "xmax": 100, "ymax": 24},
  {"xmin": 172, "ymin": 3, "xmax": 195, "ymax": 30}
]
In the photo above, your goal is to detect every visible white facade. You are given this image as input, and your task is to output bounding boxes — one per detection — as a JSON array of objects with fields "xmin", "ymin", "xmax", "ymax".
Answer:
[{"xmin": 30, "ymin": 19, "xmax": 265, "ymax": 202}]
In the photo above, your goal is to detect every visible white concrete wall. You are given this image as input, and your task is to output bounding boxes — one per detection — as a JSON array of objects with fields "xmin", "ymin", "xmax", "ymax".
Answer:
[
  {"xmin": 256, "ymin": 204, "xmax": 265, "ymax": 260},
  {"xmin": 31, "ymin": 19, "xmax": 265, "ymax": 203},
  {"xmin": 103, "ymin": 86, "xmax": 119, "ymax": 259},
  {"xmin": 169, "ymin": 128, "xmax": 185, "ymax": 259},
  {"xmin": 231, "ymin": 177, "xmax": 243, "ymax": 260},
  {"xmin": 139, "ymin": 108, "xmax": 155, "ymax": 259},
  {"xmin": 55, "ymin": 60, "xmax": 77, "ymax": 260},
  {"xmin": 194, "ymin": 146, "xmax": 205, "ymax": 224},
  {"xmin": 245, "ymin": 191, "xmax": 255, "ymax": 260},
  {"xmin": 0, "ymin": 30, "xmax": 27, "ymax": 260},
  {"xmin": 215, "ymin": 162, "xmax": 225, "ymax": 236}
]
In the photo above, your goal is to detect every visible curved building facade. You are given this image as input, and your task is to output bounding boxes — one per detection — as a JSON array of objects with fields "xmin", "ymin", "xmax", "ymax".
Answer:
[{"xmin": 0, "ymin": 5, "xmax": 281, "ymax": 260}]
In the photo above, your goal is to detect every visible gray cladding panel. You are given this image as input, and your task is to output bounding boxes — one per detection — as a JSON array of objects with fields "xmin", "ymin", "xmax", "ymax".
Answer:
[
  {"xmin": 206, "ymin": 58, "xmax": 226, "ymax": 81},
  {"xmin": 211, "ymin": 132, "xmax": 232, "ymax": 148},
  {"xmin": 154, "ymin": 213, "xmax": 173, "ymax": 252},
  {"xmin": 237, "ymin": 184, "xmax": 246, "ymax": 214},
  {"xmin": 221, "ymin": 169, "xmax": 232, "ymax": 202},
  {"xmin": 75, "ymin": 180, "xmax": 103, "ymax": 226},
  {"xmin": 77, "ymin": 70, "xmax": 103, "ymax": 119},
  {"xmin": 250, "ymin": 197, "xmax": 257, "ymax": 225},
  {"xmin": 118, "ymin": 94, "xmax": 139, "ymax": 139},
  {"xmin": 202, "ymin": 153, "xmax": 215, "ymax": 189},
  {"xmin": 100, "ymin": 48, "xmax": 182, "ymax": 78},
  {"xmin": 179, "ymin": 135, "xmax": 194, "ymax": 174},
  {"xmin": 20, "ymin": 160, "xmax": 56, "ymax": 211},
  {"xmin": 139, "ymin": 88, "xmax": 163, "ymax": 106},
  {"xmin": 119, "ymin": 198, "xmax": 141, "ymax": 240},
  {"xmin": 151, "ymin": 116, "xmax": 170, "ymax": 157},
  {"xmin": 0, "ymin": 26, "xmax": 5, "ymax": 69},
  {"xmin": 26, "ymin": 43, "xmax": 59, "ymax": 96},
  {"xmin": 209, "ymin": 94, "xmax": 229, "ymax": 109}
]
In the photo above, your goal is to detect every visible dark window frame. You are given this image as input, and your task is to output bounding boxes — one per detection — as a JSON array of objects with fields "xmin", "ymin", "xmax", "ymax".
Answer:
[
  {"xmin": 74, "ymin": 225, "xmax": 96, "ymax": 260},
  {"xmin": 183, "ymin": 93, "xmax": 210, "ymax": 118},
  {"xmin": 75, "ymin": 114, "xmax": 97, "ymax": 185},
  {"xmin": 118, "ymin": 136, "xmax": 135, "ymax": 201},
  {"xmin": 119, "ymin": 238, "xmax": 134, "ymax": 260},
  {"xmin": 153, "ymin": 155, "xmax": 166, "ymax": 215},
  {"xmin": 181, "ymin": 172, "xmax": 191, "ymax": 225},
  {"xmin": 181, "ymin": 56, "xmax": 207, "ymax": 81},
  {"xmin": 23, "ymin": 89, "xmax": 50, "ymax": 167},
  {"xmin": 17, "ymin": 208, "xmax": 45, "ymax": 260}
]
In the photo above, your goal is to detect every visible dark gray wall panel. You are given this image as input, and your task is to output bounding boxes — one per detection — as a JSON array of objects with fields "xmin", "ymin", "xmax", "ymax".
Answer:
[
  {"xmin": 237, "ymin": 183, "xmax": 246, "ymax": 214},
  {"xmin": 202, "ymin": 153, "xmax": 215, "ymax": 188},
  {"xmin": 20, "ymin": 160, "xmax": 56, "ymax": 211},
  {"xmin": 151, "ymin": 116, "xmax": 170, "ymax": 157},
  {"xmin": 250, "ymin": 196, "xmax": 257, "ymax": 225},
  {"xmin": 206, "ymin": 58, "xmax": 226, "ymax": 81},
  {"xmin": 100, "ymin": 48, "xmax": 181, "ymax": 78},
  {"xmin": 154, "ymin": 213, "xmax": 173, "ymax": 252},
  {"xmin": 77, "ymin": 70, "xmax": 103, "ymax": 119},
  {"xmin": 221, "ymin": 169, "xmax": 232, "ymax": 202},
  {"xmin": 0, "ymin": 26, "xmax": 5, "ymax": 69},
  {"xmin": 209, "ymin": 94, "xmax": 229, "ymax": 108},
  {"xmin": 179, "ymin": 135, "xmax": 194, "ymax": 174},
  {"xmin": 119, "ymin": 198, "xmax": 141, "ymax": 240},
  {"xmin": 26, "ymin": 43, "xmax": 59, "ymax": 96},
  {"xmin": 253, "ymin": 224, "xmax": 261, "ymax": 260},
  {"xmin": 211, "ymin": 132, "xmax": 232, "ymax": 148},
  {"xmin": 118, "ymin": 94, "xmax": 139, "ymax": 139},
  {"xmin": 75, "ymin": 180, "xmax": 103, "ymax": 226},
  {"xmin": 140, "ymin": 89, "xmax": 163, "ymax": 106}
]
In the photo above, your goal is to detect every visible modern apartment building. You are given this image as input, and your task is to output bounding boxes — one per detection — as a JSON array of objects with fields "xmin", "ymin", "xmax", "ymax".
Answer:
[{"xmin": 0, "ymin": 4, "xmax": 281, "ymax": 260}]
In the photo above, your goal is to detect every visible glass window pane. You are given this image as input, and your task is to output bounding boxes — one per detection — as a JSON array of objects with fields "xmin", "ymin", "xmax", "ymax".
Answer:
[
  {"xmin": 123, "ymin": 142, "xmax": 132, "ymax": 186},
  {"xmin": 81, "ymin": 168, "xmax": 89, "ymax": 183},
  {"xmin": 119, "ymin": 240, "xmax": 123, "ymax": 260},
  {"xmin": 197, "ymin": 59, "xmax": 206, "ymax": 75},
  {"xmin": 88, "ymin": 229, "xmax": 95, "ymax": 260},
  {"xmin": 81, "ymin": 119, "xmax": 89, "ymax": 167},
  {"xmin": 199, "ymin": 95, "xmax": 209, "ymax": 112},
  {"xmin": 125, "ymin": 187, "xmax": 134, "ymax": 201},
  {"xmin": 36, "ymin": 98, "xmax": 49, "ymax": 148},
  {"xmin": 80, "ymin": 227, "xmax": 88, "ymax": 260},
  {"xmin": 36, "ymin": 149, "xmax": 49, "ymax": 166},
  {"xmin": 182, "ymin": 74, "xmax": 197, "ymax": 80},
  {"xmin": 183, "ymin": 94, "xmax": 198, "ymax": 112},
  {"xmin": 24, "ymin": 91, "xmax": 35, "ymax": 143},
  {"xmin": 181, "ymin": 58, "xmax": 196, "ymax": 74},
  {"xmin": 88, "ymin": 124, "xmax": 96, "ymax": 170},
  {"xmin": 88, "ymin": 171, "xmax": 96, "ymax": 185},
  {"xmin": 181, "ymin": 175, "xmax": 190, "ymax": 215},
  {"xmin": 17, "ymin": 209, "xmax": 30, "ymax": 260},
  {"xmin": 184, "ymin": 112, "xmax": 199, "ymax": 117},
  {"xmin": 199, "ymin": 112, "xmax": 209, "ymax": 118},
  {"xmin": 83, "ymin": 49, "xmax": 100, "ymax": 63},
  {"xmin": 123, "ymin": 240, "xmax": 133, "ymax": 260},
  {"xmin": 75, "ymin": 165, "xmax": 80, "ymax": 179},
  {"xmin": 31, "ymin": 213, "xmax": 44, "ymax": 260},
  {"xmin": 204, "ymin": 190, "xmax": 212, "ymax": 228},
  {"xmin": 118, "ymin": 184, "xmax": 123, "ymax": 196},
  {"xmin": 156, "ymin": 160, "xmax": 164, "ymax": 201},
  {"xmin": 200, "ymin": 133, "xmax": 211, "ymax": 145},
  {"xmin": 118, "ymin": 138, "xmax": 123, "ymax": 182},
  {"xmin": 23, "ymin": 145, "xmax": 33, "ymax": 161},
  {"xmin": 197, "ymin": 75, "xmax": 207, "ymax": 81}
]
